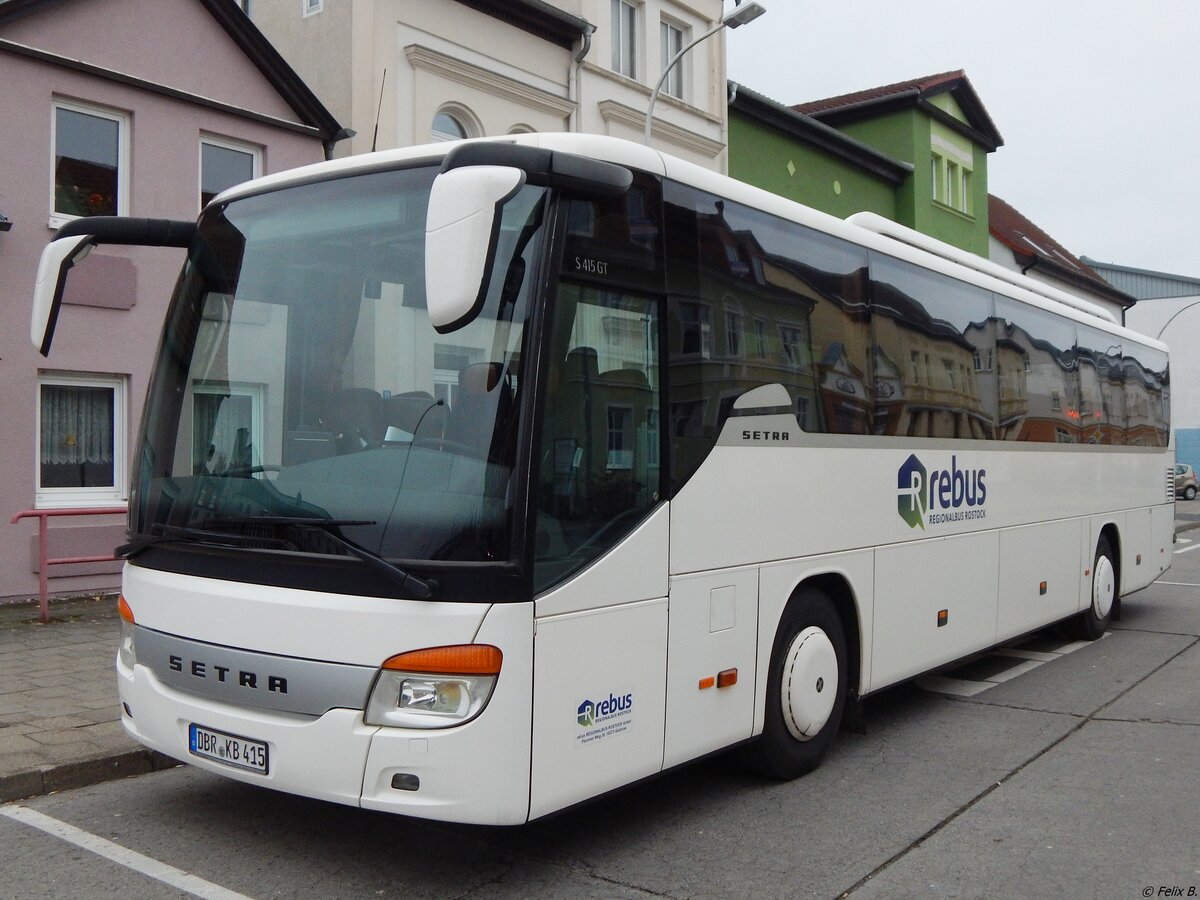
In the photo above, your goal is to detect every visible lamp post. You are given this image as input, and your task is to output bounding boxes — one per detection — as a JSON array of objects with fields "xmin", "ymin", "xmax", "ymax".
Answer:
[
  {"xmin": 1155, "ymin": 299, "xmax": 1200, "ymax": 341},
  {"xmin": 643, "ymin": 2, "xmax": 765, "ymax": 146}
]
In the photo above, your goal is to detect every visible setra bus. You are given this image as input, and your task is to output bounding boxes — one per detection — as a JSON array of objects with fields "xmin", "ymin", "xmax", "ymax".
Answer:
[{"xmin": 32, "ymin": 134, "xmax": 1174, "ymax": 824}]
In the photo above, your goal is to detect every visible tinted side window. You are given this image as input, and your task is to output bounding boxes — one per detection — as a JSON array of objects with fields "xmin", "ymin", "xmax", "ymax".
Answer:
[
  {"xmin": 664, "ymin": 182, "xmax": 869, "ymax": 488},
  {"xmin": 869, "ymin": 254, "xmax": 997, "ymax": 439},
  {"xmin": 1122, "ymin": 342, "xmax": 1169, "ymax": 447},
  {"xmin": 994, "ymin": 298, "xmax": 1079, "ymax": 442},
  {"xmin": 1075, "ymin": 324, "xmax": 1125, "ymax": 444}
]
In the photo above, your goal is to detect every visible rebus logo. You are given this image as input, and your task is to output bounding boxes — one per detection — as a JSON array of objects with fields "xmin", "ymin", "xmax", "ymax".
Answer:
[
  {"xmin": 577, "ymin": 700, "xmax": 595, "ymax": 728},
  {"xmin": 897, "ymin": 453, "xmax": 987, "ymax": 529},
  {"xmin": 897, "ymin": 454, "xmax": 928, "ymax": 530}
]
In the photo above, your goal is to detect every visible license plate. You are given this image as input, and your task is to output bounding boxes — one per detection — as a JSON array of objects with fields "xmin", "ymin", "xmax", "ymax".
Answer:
[{"xmin": 188, "ymin": 723, "xmax": 269, "ymax": 774}]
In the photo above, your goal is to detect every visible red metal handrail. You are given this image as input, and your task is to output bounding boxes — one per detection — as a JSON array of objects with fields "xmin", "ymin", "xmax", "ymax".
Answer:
[{"xmin": 9, "ymin": 507, "xmax": 127, "ymax": 623}]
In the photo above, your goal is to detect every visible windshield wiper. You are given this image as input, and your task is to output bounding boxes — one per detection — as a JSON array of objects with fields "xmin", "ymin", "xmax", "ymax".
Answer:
[
  {"xmin": 215, "ymin": 516, "xmax": 437, "ymax": 601},
  {"xmin": 117, "ymin": 524, "xmax": 294, "ymax": 558}
]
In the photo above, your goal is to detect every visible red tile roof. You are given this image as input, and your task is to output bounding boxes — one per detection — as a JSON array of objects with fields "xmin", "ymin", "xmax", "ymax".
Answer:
[
  {"xmin": 791, "ymin": 69, "xmax": 1002, "ymax": 151},
  {"xmin": 989, "ymin": 195, "xmax": 1134, "ymax": 307},
  {"xmin": 792, "ymin": 70, "xmax": 966, "ymax": 116}
]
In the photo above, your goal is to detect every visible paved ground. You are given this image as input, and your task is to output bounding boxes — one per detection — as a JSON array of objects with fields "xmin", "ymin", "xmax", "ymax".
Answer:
[
  {"xmin": 0, "ymin": 595, "xmax": 175, "ymax": 803},
  {"xmin": 2, "ymin": 517, "xmax": 1198, "ymax": 806}
]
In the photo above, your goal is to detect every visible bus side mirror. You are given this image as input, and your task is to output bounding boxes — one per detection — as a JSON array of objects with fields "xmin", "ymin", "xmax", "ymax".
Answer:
[
  {"xmin": 31, "ymin": 217, "xmax": 195, "ymax": 356},
  {"xmin": 31, "ymin": 234, "xmax": 95, "ymax": 356},
  {"xmin": 425, "ymin": 165, "xmax": 525, "ymax": 334}
]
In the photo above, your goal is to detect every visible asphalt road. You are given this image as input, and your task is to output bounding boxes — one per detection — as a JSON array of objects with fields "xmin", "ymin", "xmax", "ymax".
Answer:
[{"xmin": 3, "ymin": 539, "xmax": 1199, "ymax": 900}]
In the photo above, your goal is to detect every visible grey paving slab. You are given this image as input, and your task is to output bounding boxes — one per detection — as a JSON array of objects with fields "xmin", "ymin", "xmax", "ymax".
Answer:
[
  {"xmin": 0, "ymin": 594, "xmax": 174, "ymax": 803},
  {"xmin": 1101, "ymin": 640, "xmax": 1200, "ymax": 726},
  {"xmin": 477, "ymin": 687, "xmax": 1081, "ymax": 899},
  {"xmin": 959, "ymin": 629, "xmax": 1195, "ymax": 717},
  {"xmin": 1117, "ymin": 579, "xmax": 1200, "ymax": 636},
  {"xmin": 849, "ymin": 719, "xmax": 1200, "ymax": 900}
]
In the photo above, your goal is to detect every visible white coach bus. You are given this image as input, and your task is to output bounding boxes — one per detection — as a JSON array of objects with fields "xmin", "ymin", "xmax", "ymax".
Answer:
[{"xmin": 32, "ymin": 135, "xmax": 1173, "ymax": 825}]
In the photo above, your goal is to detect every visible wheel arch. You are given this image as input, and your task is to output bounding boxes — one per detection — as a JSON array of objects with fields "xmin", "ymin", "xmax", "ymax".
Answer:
[{"xmin": 783, "ymin": 571, "xmax": 863, "ymax": 702}]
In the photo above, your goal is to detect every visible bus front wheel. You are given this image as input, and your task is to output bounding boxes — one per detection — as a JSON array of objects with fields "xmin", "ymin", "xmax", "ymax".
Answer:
[
  {"xmin": 743, "ymin": 588, "xmax": 847, "ymax": 780},
  {"xmin": 1074, "ymin": 535, "xmax": 1117, "ymax": 641}
]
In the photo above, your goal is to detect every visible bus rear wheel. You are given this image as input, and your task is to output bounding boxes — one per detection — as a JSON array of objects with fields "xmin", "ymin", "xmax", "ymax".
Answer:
[
  {"xmin": 1073, "ymin": 535, "xmax": 1117, "ymax": 641},
  {"xmin": 743, "ymin": 588, "xmax": 847, "ymax": 780}
]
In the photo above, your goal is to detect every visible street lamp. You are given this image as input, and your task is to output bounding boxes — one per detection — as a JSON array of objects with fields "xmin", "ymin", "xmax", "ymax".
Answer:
[
  {"xmin": 1155, "ymin": 299, "xmax": 1200, "ymax": 340},
  {"xmin": 643, "ymin": 2, "xmax": 766, "ymax": 146}
]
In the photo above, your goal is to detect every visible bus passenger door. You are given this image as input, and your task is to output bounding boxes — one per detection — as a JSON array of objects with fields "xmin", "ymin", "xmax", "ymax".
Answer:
[{"xmin": 663, "ymin": 568, "xmax": 759, "ymax": 768}]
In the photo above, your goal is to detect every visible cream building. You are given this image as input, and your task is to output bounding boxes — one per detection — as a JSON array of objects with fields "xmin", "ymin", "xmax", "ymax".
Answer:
[{"xmin": 248, "ymin": 0, "xmax": 729, "ymax": 170}]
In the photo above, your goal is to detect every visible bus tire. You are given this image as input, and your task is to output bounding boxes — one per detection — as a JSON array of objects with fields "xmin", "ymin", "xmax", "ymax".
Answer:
[
  {"xmin": 742, "ymin": 588, "xmax": 847, "ymax": 780},
  {"xmin": 1074, "ymin": 535, "xmax": 1117, "ymax": 641}
]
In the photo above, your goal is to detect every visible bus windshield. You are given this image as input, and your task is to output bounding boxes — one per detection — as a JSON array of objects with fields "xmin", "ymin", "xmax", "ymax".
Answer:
[{"xmin": 131, "ymin": 165, "xmax": 548, "ymax": 578}]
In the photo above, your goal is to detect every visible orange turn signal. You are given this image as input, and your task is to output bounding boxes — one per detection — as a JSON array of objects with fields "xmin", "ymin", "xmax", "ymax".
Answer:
[
  {"xmin": 698, "ymin": 676, "xmax": 715, "ymax": 690},
  {"xmin": 117, "ymin": 595, "xmax": 135, "ymax": 624},
  {"xmin": 717, "ymin": 668, "xmax": 738, "ymax": 688},
  {"xmin": 381, "ymin": 645, "xmax": 502, "ymax": 676}
]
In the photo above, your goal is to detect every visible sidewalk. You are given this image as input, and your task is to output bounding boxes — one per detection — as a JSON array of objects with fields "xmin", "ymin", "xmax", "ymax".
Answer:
[
  {"xmin": 0, "ymin": 594, "xmax": 175, "ymax": 803},
  {"xmin": 4, "ymin": 515, "xmax": 1200, "ymax": 805}
]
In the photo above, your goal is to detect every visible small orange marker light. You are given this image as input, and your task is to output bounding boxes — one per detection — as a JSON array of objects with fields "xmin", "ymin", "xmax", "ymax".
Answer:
[
  {"xmin": 698, "ymin": 676, "xmax": 715, "ymax": 690},
  {"xmin": 1039, "ymin": 581, "xmax": 1048, "ymax": 596},
  {"xmin": 717, "ymin": 668, "xmax": 738, "ymax": 688},
  {"xmin": 117, "ymin": 595, "xmax": 135, "ymax": 624},
  {"xmin": 937, "ymin": 609, "xmax": 949, "ymax": 627}
]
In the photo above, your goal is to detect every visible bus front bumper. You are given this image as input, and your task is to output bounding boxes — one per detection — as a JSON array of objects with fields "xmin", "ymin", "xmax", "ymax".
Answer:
[{"xmin": 118, "ymin": 659, "xmax": 532, "ymax": 825}]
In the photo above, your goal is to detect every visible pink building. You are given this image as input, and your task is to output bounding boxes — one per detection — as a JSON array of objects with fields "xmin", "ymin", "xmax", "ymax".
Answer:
[{"xmin": 0, "ymin": 0, "xmax": 344, "ymax": 602}]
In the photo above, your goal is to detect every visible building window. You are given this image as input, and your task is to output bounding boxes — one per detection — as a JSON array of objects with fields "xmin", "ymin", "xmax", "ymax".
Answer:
[
  {"xmin": 432, "ymin": 109, "xmax": 472, "ymax": 143},
  {"xmin": 51, "ymin": 100, "xmax": 128, "ymax": 226},
  {"xmin": 678, "ymin": 302, "xmax": 712, "ymax": 358},
  {"xmin": 37, "ymin": 373, "xmax": 127, "ymax": 508},
  {"xmin": 725, "ymin": 310, "xmax": 742, "ymax": 357},
  {"xmin": 612, "ymin": 0, "xmax": 638, "ymax": 79},
  {"xmin": 192, "ymin": 381, "xmax": 264, "ymax": 475},
  {"xmin": 200, "ymin": 137, "xmax": 260, "ymax": 209},
  {"xmin": 660, "ymin": 20, "xmax": 685, "ymax": 99},
  {"xmin": 607, "ymin": 406, "xmax": 633, "ymax": 470},
  {"xmin": 932, "ymin": 150, "xmax": 972, "ymax": 214},
  {"xmin": 303, "ymin": 0, "xmax": 322, "ymax": 16}
]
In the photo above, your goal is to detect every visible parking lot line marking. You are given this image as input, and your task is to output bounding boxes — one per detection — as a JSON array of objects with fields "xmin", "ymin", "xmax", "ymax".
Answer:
[
  {"xmin": 1155, "ymin": 581, "xmax": 1200, "ymax": 587},
  {"xmin": 1174, "ymin": 543, "xmax": 1200, "ymax": 555},
  {"xmin": 0, "ymin": 805, "xmax": 250, "ymax": 900}
]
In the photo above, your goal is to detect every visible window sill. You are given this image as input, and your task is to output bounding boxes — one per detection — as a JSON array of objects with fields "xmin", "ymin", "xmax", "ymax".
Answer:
[{"xmin": 932, "ymin": 200, "xmax": 976, "ymax": 222}]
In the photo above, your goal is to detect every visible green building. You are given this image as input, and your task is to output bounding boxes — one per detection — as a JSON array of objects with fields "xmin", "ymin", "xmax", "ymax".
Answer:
[{"xmin": 728, "ymin": 70, "xmax": 1004, "ymax": 257}]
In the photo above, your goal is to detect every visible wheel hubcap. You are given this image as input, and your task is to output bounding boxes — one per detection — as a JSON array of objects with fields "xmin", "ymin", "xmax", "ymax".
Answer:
[
  {"xmin": 1093, "ymin": 555, "xmax": 1115, "ymax": 619},
  {"xmin": 781, "ymin": 626, "xmax": 838, "ymax": 742}
]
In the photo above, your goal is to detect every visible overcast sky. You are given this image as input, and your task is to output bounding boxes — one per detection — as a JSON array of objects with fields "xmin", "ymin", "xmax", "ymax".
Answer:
[{"xmin": 724, "ymin": 0, "xmax": 1199, "ymax": 278}]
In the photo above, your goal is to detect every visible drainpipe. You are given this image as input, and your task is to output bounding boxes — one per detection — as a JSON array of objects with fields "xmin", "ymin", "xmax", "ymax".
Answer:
[
  {"xmin": 324, "ymin": 127, "xmax": 358, "ymax": 161},
  {"xmin": 569, "ymin": 23, "xmax": 595, "ymax": 133}
]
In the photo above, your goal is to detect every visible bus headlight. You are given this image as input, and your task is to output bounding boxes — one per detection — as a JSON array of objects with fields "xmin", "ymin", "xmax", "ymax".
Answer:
[
  {"xmin": 364, "ymin": 645, "xmax": 502, "ymax": 729},
  {"xmin": 117, "ymin": 595, "xmax": 137, "ymax": 669}
]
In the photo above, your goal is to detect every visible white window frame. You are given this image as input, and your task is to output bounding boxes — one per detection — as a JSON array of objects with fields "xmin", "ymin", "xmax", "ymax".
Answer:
[
  {"xmin": 431, "ymin": 105, "xmax": 480, "ymax": 143},
  {"xmin": 50, "ymin": 99, "xmax": 130, "ymax": 230},
  {"xmin": 612, "ymin": 0, "xmax": 639, "ymax": 79},
  {"xmin": 191, "ymin": 380, "xmax": 265, "ymax": 474},
  {"xmin": 606, "ymin": 405, "xmax": 634, "ymax": 470},
  {"xmin": 660, "ymin": 18, "xmax": 687, "ymax": 100},
  {"xmin": 36, "ymin": 372, "xmax": 128, "ymax": 509},
  {"xmin": 199, "ymin": 135, "xmax": 261, "ymax": 212},
  {"xmin": 303, "ymin": 0, "xmax": 322, "ymax": 16}
]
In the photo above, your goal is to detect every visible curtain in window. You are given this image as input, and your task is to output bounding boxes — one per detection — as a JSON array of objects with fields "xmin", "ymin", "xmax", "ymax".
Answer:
[{"xmin": 39, "ymin": 384, "xmax": 114, "ymax": 487}]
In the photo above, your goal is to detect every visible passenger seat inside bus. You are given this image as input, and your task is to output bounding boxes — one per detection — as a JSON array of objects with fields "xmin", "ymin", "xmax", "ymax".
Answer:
[{"xmin": 325, "ymin": 387, "xmax": 385, "ymax": 453}]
